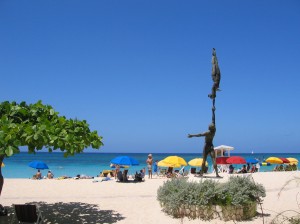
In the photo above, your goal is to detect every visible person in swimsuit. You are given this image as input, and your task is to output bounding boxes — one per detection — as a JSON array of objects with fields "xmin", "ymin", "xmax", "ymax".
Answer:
[{"xmin": 146, "ymin": 154, "xmax": 153, "ymax": 179}]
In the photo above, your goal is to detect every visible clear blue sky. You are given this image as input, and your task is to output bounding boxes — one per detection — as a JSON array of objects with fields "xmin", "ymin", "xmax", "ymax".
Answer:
[{"xmin": 1, "ymin": 1, "xmax": 299, "ymax": 153}]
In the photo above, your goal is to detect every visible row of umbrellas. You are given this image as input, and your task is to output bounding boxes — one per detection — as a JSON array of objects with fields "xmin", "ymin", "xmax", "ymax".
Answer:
[
  {"xmin": 10, "ymin": 156, "xmax": 299, "ymax": 172},
  {"xmin": 265, "ymin": 157, "xmax": 298, "ymax": 165},
  {"xmin": 216, "ymin": 156, "xmax": 298, "ymax": 165},
  {"xmin": 110, "ymin": 155, "xmax": 206, "ymax": 168},
  {"xmin": 156, "ymin": 156, "xmax": 299, "ymax": 167}
]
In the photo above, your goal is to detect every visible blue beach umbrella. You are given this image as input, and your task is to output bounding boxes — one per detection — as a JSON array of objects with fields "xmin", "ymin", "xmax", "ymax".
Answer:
[
  {"xmin": 110, "ymin": 156, "xmax": 139, "ymax": 166},
  {"xmin": 28, "ymin": 161, "xmax": 49, "ymax": 170},
  {"xmin": 246, "ymin": 158, "xmax": 259, "ymax": 164}
]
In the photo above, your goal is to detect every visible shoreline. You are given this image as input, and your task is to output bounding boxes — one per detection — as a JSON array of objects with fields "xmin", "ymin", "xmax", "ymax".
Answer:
[{"xmin": 1, "ymin": 171, "xmax": 300, "ymax": 223}]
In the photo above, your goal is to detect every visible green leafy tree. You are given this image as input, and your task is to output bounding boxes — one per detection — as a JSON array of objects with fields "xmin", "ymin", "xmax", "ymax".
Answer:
[{"xmin": 0, "ymin": 101, "xmax": 103, "ymax": 198}]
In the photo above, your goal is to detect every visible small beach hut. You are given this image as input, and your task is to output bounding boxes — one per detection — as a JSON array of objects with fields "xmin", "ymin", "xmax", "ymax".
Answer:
[{"xmin": 214, "ymin": 145, "xmax": 234, "ymax": 157}]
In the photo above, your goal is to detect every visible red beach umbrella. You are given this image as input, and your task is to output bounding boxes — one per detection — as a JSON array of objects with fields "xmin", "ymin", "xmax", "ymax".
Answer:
[
  {"xmin": 279, "ymin": 158, "xmax": 290, "ymax": 164},
  {"xmin": 216, "ymin": 157, "xmax": 230, "ymax": 165},
  {"xmin": 226, "ymin": 156, "xmax": 246, "ymax": 164}
]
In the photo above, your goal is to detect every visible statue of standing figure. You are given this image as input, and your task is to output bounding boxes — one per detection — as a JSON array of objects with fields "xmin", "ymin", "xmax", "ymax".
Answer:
[
  {"xmin": 188, "ymin": 48, "xmax": 221, "ymax": 178},
  {"xmin": 188, "ymin": 107, "xmax": 220, "ymax": 177}
]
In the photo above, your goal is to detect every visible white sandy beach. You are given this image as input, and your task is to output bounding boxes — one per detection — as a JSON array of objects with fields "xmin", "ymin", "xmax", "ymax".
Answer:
[{"xmin": 1, "ymin": 171, "xmax": 300, "ymax": 224}]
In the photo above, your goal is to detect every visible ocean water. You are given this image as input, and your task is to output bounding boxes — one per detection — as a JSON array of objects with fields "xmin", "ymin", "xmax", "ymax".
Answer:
[{"xmin": 1, "ymin": 152, "xmax": 300, "ymax": 179}]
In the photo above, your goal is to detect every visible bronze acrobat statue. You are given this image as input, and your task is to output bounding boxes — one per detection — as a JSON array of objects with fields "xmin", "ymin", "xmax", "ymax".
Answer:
[
  {"xmin": 188, "ymin": 48, "xmax": 221, "ymax": 178},
  {"xmin": 208, "ymin": 48, "xmax": 221, "ymax": 102}
]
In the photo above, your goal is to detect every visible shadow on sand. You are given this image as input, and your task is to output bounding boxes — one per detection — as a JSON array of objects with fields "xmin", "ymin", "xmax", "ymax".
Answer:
[
  {"xmin": 3, "ymin": 201, "xmax": 125, "ymax": 224},
  {"xmin": 194, "ymin": 175, "xmax": 223, "ymax": 179}
]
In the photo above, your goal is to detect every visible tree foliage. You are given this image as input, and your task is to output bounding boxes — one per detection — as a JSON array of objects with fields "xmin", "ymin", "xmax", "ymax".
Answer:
[{"xmin": 0, "ymin": 101, "xmax": 103, "ymax": 157}]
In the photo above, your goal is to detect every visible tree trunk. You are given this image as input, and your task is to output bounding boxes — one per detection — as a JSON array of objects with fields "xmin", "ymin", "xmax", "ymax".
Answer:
[{"xmin": 0, "ymin": 155, "xmax": 4, "ymax": 196}]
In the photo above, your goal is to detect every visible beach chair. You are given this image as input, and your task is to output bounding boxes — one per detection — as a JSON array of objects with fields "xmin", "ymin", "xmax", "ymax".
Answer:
[
  {"xmin": 12, "ymin": 204, "xmax": 44, "ymax": 224},
  {"xmin": 158, "ymin": 168, "xmax": 167, "ymax": 177},
  {"xmin": 175, "ymin": 166, "xmax": 185, "ymax": 178}
]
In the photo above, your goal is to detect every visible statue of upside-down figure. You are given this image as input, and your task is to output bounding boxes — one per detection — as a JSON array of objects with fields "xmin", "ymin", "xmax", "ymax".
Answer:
[{"xmin": 208, "ymin": 48, "xmax": 221, "ymax": 100}]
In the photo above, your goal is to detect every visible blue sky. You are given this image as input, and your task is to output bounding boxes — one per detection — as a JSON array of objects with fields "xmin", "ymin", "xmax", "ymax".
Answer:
[{"xmin": 1, "ymin": 1, "xmax": 299, "ymax": 153}]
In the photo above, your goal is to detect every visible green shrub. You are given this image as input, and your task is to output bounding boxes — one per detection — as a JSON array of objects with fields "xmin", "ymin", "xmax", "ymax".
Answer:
[
  {"xmin": 157, "ymin": 176, "xmax": 266, "ymax": 218},
  {"xmin": 157, "ymin": 178, "xmax": 191, "ymax": 216},
  {"xmin": 217, "ymin": 176, "xmax": 266, "ymax": 206}
]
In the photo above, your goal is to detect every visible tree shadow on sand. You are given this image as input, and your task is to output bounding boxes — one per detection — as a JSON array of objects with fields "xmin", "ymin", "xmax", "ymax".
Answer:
[{"xmin": 5, "ymin": 201, "xmax": 125, "ymax": 224}]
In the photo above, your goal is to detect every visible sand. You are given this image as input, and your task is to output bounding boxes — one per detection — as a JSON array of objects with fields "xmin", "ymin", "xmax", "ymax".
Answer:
[{"xmin": 1, "ymin": 171, "xmax": 299, "ymax": 224}]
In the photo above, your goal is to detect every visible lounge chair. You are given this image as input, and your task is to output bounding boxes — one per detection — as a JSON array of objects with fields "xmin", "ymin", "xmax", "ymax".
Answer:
[
  {"xmin": 175, "ymin": 167, "xmax": 189, "ymax": 178},
  {"xmin": 158, "ymin": 168, "xmax": 167, "ymax": 177},
  {"xmin": 12, "ymin": 204, "xmax": 44, "ymax": 224}
]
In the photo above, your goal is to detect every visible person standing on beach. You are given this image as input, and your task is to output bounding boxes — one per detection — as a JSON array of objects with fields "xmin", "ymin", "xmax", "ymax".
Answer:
[
  {"xmin": 114, "ymin": 165, "xmax": 120, "ymax": 179},
  {"xmin": 146, "ymin": 154, "xmax": 153, "ymax": 179},
  {"xmin": 153, "ymin": 160, "xmax": 158, "ymax": 176}
]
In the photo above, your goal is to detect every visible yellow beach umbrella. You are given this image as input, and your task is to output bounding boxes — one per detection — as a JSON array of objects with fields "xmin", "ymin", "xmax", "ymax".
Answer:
[
  {"xmin": 188, "ymin": 158, "xmax": 208, "ymax": 167},
  {"xmin": 286, "ymin": 158, "xmax": 298, "ymax": 165},
  {"xmin": 1, "ymin": 162, "xmax": 4, "ymax": 167},
  {"xmin": 157, "ymin": 160, "xmax": 181, "ymax": 168},
  {"xmin": 162, "ymin": 156, "xmax": 187, "ymax": 166},
  {"xmin": 265, "ymin": 157, "xmax": 283, "ymax": 164}
]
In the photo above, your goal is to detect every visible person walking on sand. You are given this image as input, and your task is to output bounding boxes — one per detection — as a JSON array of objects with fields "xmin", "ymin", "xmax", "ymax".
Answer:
[{"xmin": 146, "ymin": 154, "xmax": 153, "ymax": 179}]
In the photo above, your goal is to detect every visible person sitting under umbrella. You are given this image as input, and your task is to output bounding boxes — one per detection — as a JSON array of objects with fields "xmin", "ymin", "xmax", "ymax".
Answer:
[
  {"xmin": 228, "ymin": 165, "xmax": 234, "ymax": 174},
  {"xmin": 238, "ymin": 165, "xmax": 247, "ymax": 174},
  {"xmin": 35, "ymin": 170, "xmax": 42, "ymax": 179},
  {"xmin": 250, "ymin": 165, "xmax": 256, "ymax": 173}
]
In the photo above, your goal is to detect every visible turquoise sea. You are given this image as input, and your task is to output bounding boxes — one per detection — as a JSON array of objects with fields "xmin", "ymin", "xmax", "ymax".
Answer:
[{"xmin": 2, "ymin": 152, "xmax": 300, "ymax": 178}]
